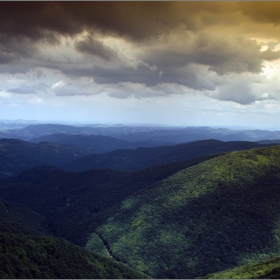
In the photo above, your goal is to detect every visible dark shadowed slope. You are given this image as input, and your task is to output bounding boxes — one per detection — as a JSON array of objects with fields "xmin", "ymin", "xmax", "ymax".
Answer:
[
  {"xmin": 0, "ymin": 154, "xmax": 220, "ymax": 246},
  {"xmin": 0, "ymin": 198, "xmax": 52, "ymax": 236},
  {"xmin": 64, "ymin": 139, "xmax": 263, "ymax": 172},
  {"xmin": 0, "ymin": 139, "xmax": 91, "ymax": 178},
  {"xmin": 88, "ymin": 146, "xmax": 280, "ymax": 278}
]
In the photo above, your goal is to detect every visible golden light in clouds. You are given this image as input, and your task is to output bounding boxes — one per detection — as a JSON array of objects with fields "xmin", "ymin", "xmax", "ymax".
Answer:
[{"xmin": 0, "ymin": 2, "xmax": 280, "ymax": 128}]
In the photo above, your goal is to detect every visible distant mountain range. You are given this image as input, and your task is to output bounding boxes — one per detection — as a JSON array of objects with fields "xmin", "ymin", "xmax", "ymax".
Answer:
[
  {"xmin": 29, "ymin": 133, "xmax": 168, "ymax": 153},
  {"xmin": 2, "ymin": 123, "xmax": 280, "ymax": 143},
  {"xmin": 0, "ymin": 138, "xmax": 265, "ymax": 177}
]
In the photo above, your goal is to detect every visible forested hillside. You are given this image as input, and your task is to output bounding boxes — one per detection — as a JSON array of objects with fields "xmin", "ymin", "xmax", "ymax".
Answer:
[
  {"xmin": 0, "ymin": 198, "xmax": 52, "ymax": 236},
  {"xmin": 0, "ymin": 139, "xmax": 91, "ymax": 178},
  {"xmin": 1, "ymin": 136, "xmax": 280, "ymax": 278},
  {"xmin": 88, "ymin": 145, "xmax": 280, "ymax": 278},
  {"xmin": 203, "ymin": 255, "xmax": 280, "ymax": 279},
  {"xmin": 0, "ymin": 193, "xmax": 149, "ymax": 279},
  {"xmin": 0, "ymin": 232, "xmax": 149, "ymax": 279},
  {"xmin": 0, "ymin": 154, "xmax": 219, "ymax": 246}
]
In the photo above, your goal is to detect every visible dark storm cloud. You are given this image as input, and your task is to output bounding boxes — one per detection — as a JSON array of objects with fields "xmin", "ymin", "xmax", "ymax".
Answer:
[
  {"xmin": 0, "ymin": 35, "xmax": 37, "ymax": 65},
  {"xmin": 0, "ymin": 2, "xmax": 262, "ymax": 43},
  {"xmin": 1, "ymin": 2, "xmax": 280, "ymax": 43},
  {"xmin": 238, "ymin": 2, "xmax": 280, "ymax": 24},
  {"xmin": 75, "ymin": 36, "xmax": 115, "ymax": 61},
  {"xmin": 0, "ymin": 2, "xmax": 179, "ymax": 42},
  {"xmin": 1, "ymin": 2, "xmax": 280, "ymax": 105},
  {"xmin": 61, "ymin": 64, "xmax": 161, "ymax": 86},
  {"xmin": 141, "ymin": 34, "xmax": 280, "ymax": 76},
  {"xmin": 60, "ymin": 62, "xmax": 215, "ymax": 92},
  {"xmin": 0, "ymin": 2, "xmax": 80, "ymax": 40}
]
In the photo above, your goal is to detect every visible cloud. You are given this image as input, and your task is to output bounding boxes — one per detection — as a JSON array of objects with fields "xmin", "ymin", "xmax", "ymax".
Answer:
[
  {"xmin": 212, "ymin": 80, "xmax": 277, "ymax": 105},
  {"xmin": 51, "ymin": 80, "xmax": 101, "ymax": 96},
  {"xmin": 238, "ymin": 2, "xmax": 280, "ymax": 24},
  {"xmin": 7, "ymin": 82, "xmax": 48, "ymax": 94},
  {"xmin": 75, "ymin": 35, "xmax": 115, "ymax": 61},
  {"xmin": 1, "ymin": 2, "xmax": 280, "ymax": 108},
  {"xmin": 0, "ymin": 2, "xmax": 270, "ymax": 43},
  {"xmin": 1, "ymin": 2, "xmax": 280, "ymax": 46},
  {"xmin": 261, "ymin": 48, "xmax": 280, "ymax": 61}
]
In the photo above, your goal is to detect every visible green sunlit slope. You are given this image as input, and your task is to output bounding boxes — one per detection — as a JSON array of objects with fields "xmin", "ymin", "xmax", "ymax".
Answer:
[
  {"xmin": 203, "ymin": 256, "xmax": 280, "ymax": 279},
  {"xmin": 89, "ymin": 145, "xmax": 280, "ymax": 278}
]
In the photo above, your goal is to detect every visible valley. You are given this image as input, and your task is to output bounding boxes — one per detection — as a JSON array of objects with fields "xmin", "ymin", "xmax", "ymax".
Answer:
[{"xmin": 1, "ymin": 123, "xmax": 280, "ymax": 278}]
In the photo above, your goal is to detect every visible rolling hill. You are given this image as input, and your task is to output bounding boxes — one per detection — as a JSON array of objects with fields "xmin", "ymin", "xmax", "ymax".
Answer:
[
  {"xmin": 0, "ymin": 139, "xmax": 91, "ymax": 178},
  {"xmin": 86, "ymin": 145, "xmax": 280, "ymax": 278},
  {"xmin": 64, "ymin": 139, "xmax": 263, "ymax": 172}
]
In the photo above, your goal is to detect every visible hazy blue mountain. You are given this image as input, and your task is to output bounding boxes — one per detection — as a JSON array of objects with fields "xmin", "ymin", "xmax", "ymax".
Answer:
[
  {"xmin": 3, "ymin": 123, "xmax": 168, "ymax": 141},
  {"xmin": 2, "ymin": 123, "xmax": 280, "ymax": 143},
  {"xmin": 64, "ymin": 139, "xmax": 263, "ymax": 172},
  {"xmin": 30, "ymin": 133, "xmax": 168, "ymax": 153},
  {"xmin": 117, "ymin": 127, "xmax": 280, "ymax": 143}
]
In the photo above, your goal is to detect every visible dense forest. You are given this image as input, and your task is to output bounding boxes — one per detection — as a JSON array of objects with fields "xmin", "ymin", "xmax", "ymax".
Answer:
[
  {"xmin": 2, "ymin": 124, "xmax": 280, "ymax": 278},
  {"xmin": 89, "ymin": 146, "xmax": 280, "ymax": 278},
  {"xmin": 0, "ymin": 232, "xmax": 149, "ymax": 279},
  {"xmin": 203, "ymin": 255, "xmax": 280, "ymax": 279}
]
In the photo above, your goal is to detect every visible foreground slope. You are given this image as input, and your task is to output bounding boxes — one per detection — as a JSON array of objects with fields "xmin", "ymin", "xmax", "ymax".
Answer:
[
  {"xmin": 203, "ymin": 255, "xmax": 280, "ymax": 279},
  {"xmin": 0, "ymin": 232, "xmax": 149, "ymax": 279},
  {"xmin": 89, "ymin": 145, "xmax": 280, "ymax": 278}
]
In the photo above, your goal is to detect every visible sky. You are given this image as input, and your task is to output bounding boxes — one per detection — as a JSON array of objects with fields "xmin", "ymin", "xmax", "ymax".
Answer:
[{"xmin": 1, "ymin": 2, "xmax": 280, "ymax": 129}]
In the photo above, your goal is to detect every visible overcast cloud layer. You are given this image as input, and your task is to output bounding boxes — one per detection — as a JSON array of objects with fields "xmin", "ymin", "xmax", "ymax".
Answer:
[{"xmin": 1, "ymin": 2, "xmax": 280, "ymax": 128}]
